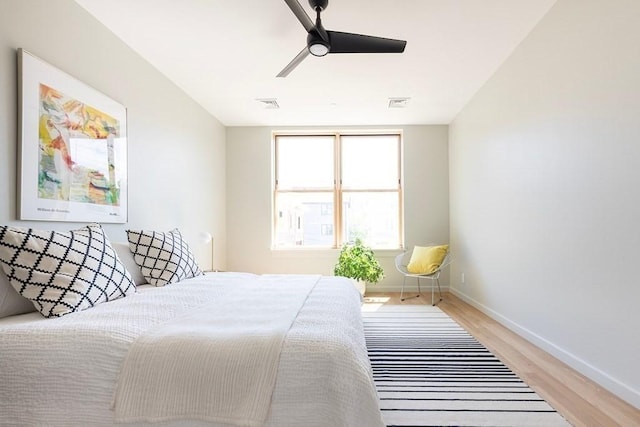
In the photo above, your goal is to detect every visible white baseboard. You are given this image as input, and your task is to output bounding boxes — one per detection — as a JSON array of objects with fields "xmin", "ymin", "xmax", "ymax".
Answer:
[
  {"xmin": 367, "ymin": 283, "xmax": 449, "ymax": 293},
  {"xmin": 449, "ymin": 287, "xmax": 640, "ymax": 409},
  {"xmin": 367, "ymin": 283, "xmax": 450, "ymax": 294}
]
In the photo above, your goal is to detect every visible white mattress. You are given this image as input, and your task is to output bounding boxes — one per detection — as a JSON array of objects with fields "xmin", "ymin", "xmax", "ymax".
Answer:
[{"xmin": 0, "ymin": 272, "xmax": 383, "ymax": 427}]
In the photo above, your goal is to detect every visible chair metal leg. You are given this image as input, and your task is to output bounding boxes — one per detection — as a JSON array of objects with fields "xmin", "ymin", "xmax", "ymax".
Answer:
[
  {"xmin": 401, "ymin": 276, "xmax": 421, "ymax": 301},
  {"xmin": 431, "ymin": 278, "xmax": 435, "ymax": 305},
  {"xmin": 432, "ymin": 277, "xmax": 443, "ymax": 306}
]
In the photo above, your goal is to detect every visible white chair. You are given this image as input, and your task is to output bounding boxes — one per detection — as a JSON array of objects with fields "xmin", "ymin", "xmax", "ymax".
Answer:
[{"xmin": 394, "ymin": 246, "xmax": 452, "ymax": 305}]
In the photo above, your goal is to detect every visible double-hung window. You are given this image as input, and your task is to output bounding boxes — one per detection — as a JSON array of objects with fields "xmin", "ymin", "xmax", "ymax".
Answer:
[{"xmin": 273, "ymin": 132, "xmax": 403, "ymax": 249}]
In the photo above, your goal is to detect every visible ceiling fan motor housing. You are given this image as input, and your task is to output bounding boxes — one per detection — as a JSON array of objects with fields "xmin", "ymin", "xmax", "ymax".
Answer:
[{"xmin": 307, "ymin": 14, "xmax": 330, "ymax": 56}]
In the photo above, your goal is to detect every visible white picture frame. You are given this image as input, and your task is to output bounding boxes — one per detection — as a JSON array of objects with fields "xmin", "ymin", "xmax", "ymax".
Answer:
[{"xmin": 17, "ymin": 48, "xmax": 128, "ymax": 223}]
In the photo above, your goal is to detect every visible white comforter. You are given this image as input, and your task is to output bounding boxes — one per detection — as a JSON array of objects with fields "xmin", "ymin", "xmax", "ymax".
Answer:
[
  {"xmin": 0, "ymin": 273, "xmax": 383, "ymax": 427},
  {"xmin": 114, "ymin": 275, "xmax": 320, "ymax": 426}
]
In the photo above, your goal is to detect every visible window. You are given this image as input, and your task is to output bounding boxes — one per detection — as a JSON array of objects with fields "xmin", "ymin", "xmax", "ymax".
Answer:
[{"xmin": 273, "ymin": 132, "xmax": 403, "ymax": 249}]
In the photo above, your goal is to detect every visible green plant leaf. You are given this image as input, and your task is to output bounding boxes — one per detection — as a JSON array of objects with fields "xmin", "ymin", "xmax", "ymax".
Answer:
[{"xmin": 333, "ymin": 238, "xmax": 384, "ymax": 284}]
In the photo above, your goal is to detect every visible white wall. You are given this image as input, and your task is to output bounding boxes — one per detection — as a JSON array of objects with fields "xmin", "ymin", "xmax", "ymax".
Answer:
[
  {"xmin": 0, "ymin": 0, "xmax": 226, "ymax": 269},
  {"xmin": 226, "ymin": 125, "xmax": 449, "ymax": 292},
  {"xmin": 450, "ymin": 0, "xmax": 640, "ymax": 407}
]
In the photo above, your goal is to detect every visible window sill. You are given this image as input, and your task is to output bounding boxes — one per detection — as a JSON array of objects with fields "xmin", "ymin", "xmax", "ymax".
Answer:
[{"xmin": 270, "ymin": 248, "xmax": 403, "ymax": 258}]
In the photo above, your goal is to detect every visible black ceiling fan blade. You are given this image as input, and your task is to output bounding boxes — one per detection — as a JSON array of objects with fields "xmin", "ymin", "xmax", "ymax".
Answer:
[
  {"xmin": 283, "ymin": 0, "xmax": 314, "ymax": 32},
  {"xmin": 327, "ymin": 31, "xmax": 407, "ymax": 54},
  {"xmin": 277, "ymin": 46, "xmax": 311, "ymax": 77}
]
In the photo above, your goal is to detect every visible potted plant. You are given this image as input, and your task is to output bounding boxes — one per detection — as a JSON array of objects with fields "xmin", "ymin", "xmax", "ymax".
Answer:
[{"xmin": 334, "ymin": 238, "xmax": 384, "ymax": 290}]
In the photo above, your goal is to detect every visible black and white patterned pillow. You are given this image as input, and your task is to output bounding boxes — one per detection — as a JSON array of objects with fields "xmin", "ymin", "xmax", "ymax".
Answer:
[
  {"xmin": 0, "ymin": 224, "xmax": 136, "ymax": 318},
  {"xmin": 126, "ymin": 228, "xmax": 202, "ymax": 286}
]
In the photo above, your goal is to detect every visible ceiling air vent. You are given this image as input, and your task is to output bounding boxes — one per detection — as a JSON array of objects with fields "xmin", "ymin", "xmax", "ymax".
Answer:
[
  {"xmin": 256, "ymin": 98, "xmax": 280, "ymax": 109},
  {"xmin": 388, "ymin": 97, "xmax": 410, "ymax": 108}
]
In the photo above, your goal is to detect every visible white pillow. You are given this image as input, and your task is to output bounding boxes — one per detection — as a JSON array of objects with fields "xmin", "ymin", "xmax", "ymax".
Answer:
[
  {"xmin": 0, "ymin": 224, "xmax": 136, "ymax": 318},
  {"xmin": 0, "ymin": 268, "xmax": 35, "ymax": 318},
  {"xmin": 126, "ymin": 228, "xmax": 202, "ymax": 286},
  {"xmin": 111, "ymin": 241, "xmax": 147, "ymax": 286}
]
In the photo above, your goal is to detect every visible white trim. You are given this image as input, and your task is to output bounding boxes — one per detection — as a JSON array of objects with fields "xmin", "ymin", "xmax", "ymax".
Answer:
[
  {"xmin": 270, "ymin": 248, "xmax": 402, "ymax": 258},
  {"xmin": 449, "ymin": 287, "xmax": 640, "ymax": 409},
  {"xmin": 367, "ymin": 284, "xmax": 450, "ymax": 294}
]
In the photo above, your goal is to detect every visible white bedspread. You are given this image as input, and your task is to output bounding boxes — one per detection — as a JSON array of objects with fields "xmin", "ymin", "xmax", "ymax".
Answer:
[
  {"xmin": 113, "ymin": 275, "xmax": 319, "ymax": 426},
  {"xmin": 0, "ymin": 273, "xmax": 384, "ymax": 427}
]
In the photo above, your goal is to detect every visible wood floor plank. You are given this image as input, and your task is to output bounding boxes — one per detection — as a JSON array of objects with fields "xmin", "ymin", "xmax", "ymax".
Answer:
[{"xmin": 365, "ymin": 292, "xmax": 640, "ymax": 427}]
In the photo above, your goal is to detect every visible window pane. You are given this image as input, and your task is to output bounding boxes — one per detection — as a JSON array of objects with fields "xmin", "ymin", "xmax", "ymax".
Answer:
[
  {"xmin": 341, "ymin": 135, "xmax": 399, "ymax": 189},
  {"xmin": 274, "ymin": 192, "xmax": 334, "ymax": 247},
  {"xmin": 342, "ymin": 192, "xmax": 399, "ymax": 248},
  {"xmin": 277, "ymin": 136, "xmax": 334, "ymax": 189}
]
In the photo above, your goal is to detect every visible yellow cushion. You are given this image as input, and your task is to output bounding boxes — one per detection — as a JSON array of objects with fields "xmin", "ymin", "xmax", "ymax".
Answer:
[{"xmin": 407, "ymin": 245, "xmax": 449, "ymax": 274}]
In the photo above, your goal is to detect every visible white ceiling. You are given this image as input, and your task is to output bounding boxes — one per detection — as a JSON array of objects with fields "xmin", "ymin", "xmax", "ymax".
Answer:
[{"xmin": 74, "ymin": 0, "xmax": 556, "ymax": 127}]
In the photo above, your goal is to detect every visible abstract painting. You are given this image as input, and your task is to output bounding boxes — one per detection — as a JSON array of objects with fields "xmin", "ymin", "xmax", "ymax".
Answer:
[{"xmin": 18, "ymin": 49, "xmax": 127, "ymax": 223}]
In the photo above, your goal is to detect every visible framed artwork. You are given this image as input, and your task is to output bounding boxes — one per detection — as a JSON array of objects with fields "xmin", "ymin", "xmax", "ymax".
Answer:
[{"xmin": 17, "ymin": 48, "xmax": 128, "ymax": 223}]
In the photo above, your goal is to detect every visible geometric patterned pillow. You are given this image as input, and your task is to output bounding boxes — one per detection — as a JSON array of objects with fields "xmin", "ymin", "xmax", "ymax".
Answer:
[
  {"xmin": 126, "ymin": 228, "xmax": 203, "ymax": 287},
  {"xmin": 0, "ymin": 224, "xmax": 136, "ymax": 318}
]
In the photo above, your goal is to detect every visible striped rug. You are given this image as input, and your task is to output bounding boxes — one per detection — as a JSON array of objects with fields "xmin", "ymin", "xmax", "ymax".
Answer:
[{"xmin": 362, "ymin": 305, "xmax": 571, "ymax": 427}]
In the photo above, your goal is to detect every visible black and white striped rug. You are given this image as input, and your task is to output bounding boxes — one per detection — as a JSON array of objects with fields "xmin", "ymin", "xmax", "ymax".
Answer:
[{"xmin": 362, "ymin": 305, "xmax": 571, "ymax": 427}]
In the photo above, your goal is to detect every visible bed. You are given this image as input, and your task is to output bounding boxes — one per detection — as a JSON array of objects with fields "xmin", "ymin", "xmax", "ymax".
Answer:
[{"xmin": 0, "ymin": 225, "xmax": 383, "ymax": 427}]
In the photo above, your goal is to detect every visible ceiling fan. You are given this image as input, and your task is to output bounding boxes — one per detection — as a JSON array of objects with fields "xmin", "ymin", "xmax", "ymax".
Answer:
[{"xmin": 277, "ymin": 0, "xmax": 407, "ymax": 77}]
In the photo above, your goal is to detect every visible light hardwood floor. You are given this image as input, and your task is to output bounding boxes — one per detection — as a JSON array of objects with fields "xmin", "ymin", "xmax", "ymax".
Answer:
[{"xmin": 364, "ymin": 292, "xmax": 640, "ymax": 427}]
